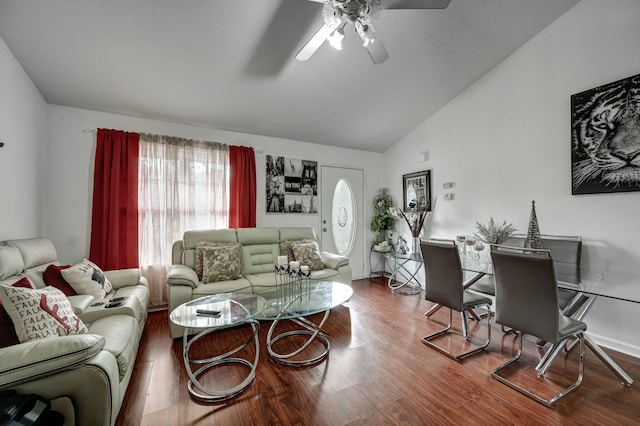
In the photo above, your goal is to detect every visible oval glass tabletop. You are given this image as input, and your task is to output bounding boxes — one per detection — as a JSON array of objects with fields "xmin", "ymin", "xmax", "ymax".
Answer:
[
  {"xmin": 255, "ymin": 281, "xmax": 353, "ymax": 320},
  {"xmin": 169, "ymin": 292, "xmax": 267, "ymax": 329}
]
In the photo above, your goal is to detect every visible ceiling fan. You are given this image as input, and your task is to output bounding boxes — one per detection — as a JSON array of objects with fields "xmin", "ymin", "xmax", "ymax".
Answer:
[{"xmin": 296, "ymin": 0, "xmax": 452, "ymax": 65}]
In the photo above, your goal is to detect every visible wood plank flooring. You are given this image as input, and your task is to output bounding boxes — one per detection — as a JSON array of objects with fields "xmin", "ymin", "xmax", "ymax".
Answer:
[{"xmin": 116, "ymin": 278, "xmax": 640, "ymax": 425}]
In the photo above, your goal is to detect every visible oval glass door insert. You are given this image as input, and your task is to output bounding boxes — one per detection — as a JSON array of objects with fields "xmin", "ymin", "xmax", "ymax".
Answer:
[{"xmin": 332, "ymin": 178, "xmax": 356, "ymax": 256}]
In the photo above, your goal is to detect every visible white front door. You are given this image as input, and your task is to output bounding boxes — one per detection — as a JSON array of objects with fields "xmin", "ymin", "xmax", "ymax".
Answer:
[{"xmin": 320, "ymin": 165, "xmax": 365, "ymax": 279}]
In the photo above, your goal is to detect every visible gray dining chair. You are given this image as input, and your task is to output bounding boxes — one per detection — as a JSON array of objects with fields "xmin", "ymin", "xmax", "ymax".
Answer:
[
  {"xmin": 468, "ymin": 235, "xmax": 586, "ymax": 334},
  {"xmin": 420, "ymin": 239, "xmax": 492, "ymax": 360},
  {"xmin": 490, "ymin": 245, "xmax": 587, "ymax": 406}
]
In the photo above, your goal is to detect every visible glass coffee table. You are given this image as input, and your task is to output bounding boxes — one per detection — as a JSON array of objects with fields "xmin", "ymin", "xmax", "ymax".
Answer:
[
  {"xmin": 255, "ymin": 280, "xmax": 353, "ymax": 366},
  {"xmin": 169, "ymin": 293, "xmax": 267, "ymax": 402}
]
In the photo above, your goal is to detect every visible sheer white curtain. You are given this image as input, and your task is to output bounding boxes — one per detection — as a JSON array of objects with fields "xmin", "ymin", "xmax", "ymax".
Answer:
[{"xmin": 138, "ymin": 134, "xmax": 229, "ymax": 309}]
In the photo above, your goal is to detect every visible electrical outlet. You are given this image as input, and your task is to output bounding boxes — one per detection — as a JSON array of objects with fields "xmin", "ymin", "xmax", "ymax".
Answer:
[{"xmin": 444, "ymin": 193, "xmax": 455, "ymax": 201}]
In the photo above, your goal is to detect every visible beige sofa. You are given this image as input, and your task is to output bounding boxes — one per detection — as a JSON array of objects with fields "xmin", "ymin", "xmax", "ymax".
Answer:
[
  {"xmin": 0, "ymin": 238, "xmax": 149, "ymax": 426},
  {"xmin": 167, "ymin": 227, "xmax": 351, "ymax": 338}
]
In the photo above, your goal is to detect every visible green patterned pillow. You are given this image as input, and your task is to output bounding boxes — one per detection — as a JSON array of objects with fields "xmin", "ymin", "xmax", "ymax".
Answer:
[
  {"xmin": 279, "ymin": 239, "xmax": 315, "ymax": 262},
  {"xmin": 195, "ymin": 241, "xmax": 234, "ymax": 280},
  {"xmin": 201, "ymin": 244, "xmax": 243, "ymax": 283},
  {"xmin": 292, "ymin": 241, "xmax": 325, "ymax": 271}
]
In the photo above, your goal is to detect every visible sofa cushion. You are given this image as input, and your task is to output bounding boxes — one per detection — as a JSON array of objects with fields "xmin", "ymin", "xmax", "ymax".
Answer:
[
  {"xmin": 195, "ymin": 241, "xmax": 235, "ymax": 280},
  {"xmin": 292, "ymin": 241, "xmax": 325, "ymax": 270},
  {"xmin": 202, "ymin": 244, "xmax": 243, "ymax": 283},
  {"xmin": 43, "ymin": 264, "xmax": 77, "ymax": 297},
  {"xmin": 0, "ymin": 284, "xmax": 88, "ymax": 343},
  {"xmin": 9, "ymin": 238, "xmax": 57, "ymax": 270},
  {"xmin": 87, "ymin": 315, "xmax": 139, "ymax": 381},
  {"xmin": 192, "ymin": 279, "xmax": 253, "ymax": 297},
  {"xmin": 0, "ymin": 277, "xmax": 35, "ymax": 348},
  {"xmin": 0, "ymin": 243, "xmax": 24, "ymax": 280},
  {"xmin": 278, "ymin": 227, "xmax": 317, "ymax": 242},
  {"xmin": 237, "ymin": 227, "xmax": 279, "ymax": 245},
  {"xmin": 61, "ymin": 259, "xmax": 113, "ymax": 298},
  {"xmin": 241, "ymin": 243, "xmax": 279, "ymax": 275},
  {"xmin": 279, "ymin": 239, "xmax": 314, "ymax": 263}
]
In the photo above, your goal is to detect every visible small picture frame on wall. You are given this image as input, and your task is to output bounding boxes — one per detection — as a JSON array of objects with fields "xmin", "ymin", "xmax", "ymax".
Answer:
[{"xmin": 402, "ymin": 170, "xmax": 431, "ymax": 211}]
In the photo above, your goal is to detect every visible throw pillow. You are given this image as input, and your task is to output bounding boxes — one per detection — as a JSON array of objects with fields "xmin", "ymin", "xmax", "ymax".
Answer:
[
  {"xmin": 279, "ymin": 239, "xmax": 315, "ymax": 263},
  {"xmin": 0, "ymin": 277, "xmax": 35, "ymax": 348},
  {"xmin": 292, "ymin": 241, "xmax": 325, "ymax": 271},
  {"xmin": 43, "ymin": 264, "xmax": 77, "ymax": 297},
  {"xmin": 0, "ymin": 285, "xmax": 88, "ymax": 343},
  {"xmin": 201, "ymin": 244, "xmax": 243, "ymax": 283},
  {"xmin": 61, "ymin": 259, "xmax": 113, "ymax": 298},
  {"xmin": 195, "ymin": 241, "xmax": 235, "ymax": 280}
]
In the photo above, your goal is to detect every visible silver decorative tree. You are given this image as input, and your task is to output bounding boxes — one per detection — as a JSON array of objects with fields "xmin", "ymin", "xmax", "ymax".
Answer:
[{"xmin": 525, "ymin": 200, "xmax": 542, "ymax": 249}]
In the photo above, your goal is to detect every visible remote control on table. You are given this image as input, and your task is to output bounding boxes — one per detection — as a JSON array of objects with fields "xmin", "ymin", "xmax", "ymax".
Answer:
[{"xmin": 196, "ymin": 309, "xmax": 221, "ymax": 316}]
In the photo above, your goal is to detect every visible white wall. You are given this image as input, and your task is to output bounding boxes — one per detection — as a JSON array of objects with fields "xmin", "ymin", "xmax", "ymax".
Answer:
[
  {"xmin": 46, "ymin": 105, "xmax": 385, "ymax": 267},
  {"xmin": 384, "ymin": 0, "xmax": 640, "ymax": 357},
  {"xmin": 0, "ymin": 36, "xmax": 48, "ymax": 239}
]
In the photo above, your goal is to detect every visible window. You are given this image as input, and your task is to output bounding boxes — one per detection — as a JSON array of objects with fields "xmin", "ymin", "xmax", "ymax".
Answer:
[{"xmin": 138, "ymin": 135, "xmax": 229, "ymax": 307}]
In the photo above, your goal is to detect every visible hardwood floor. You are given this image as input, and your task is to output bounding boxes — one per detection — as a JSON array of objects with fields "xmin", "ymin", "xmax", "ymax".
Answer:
[{"xmin": 116, "ymin": 278, "xmax": 640, "ymax": 425}]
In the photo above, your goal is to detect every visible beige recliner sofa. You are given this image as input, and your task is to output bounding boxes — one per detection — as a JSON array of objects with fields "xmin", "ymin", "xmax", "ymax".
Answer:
[
  {"xmin": 167, "ymin": 227, "xmax": 351, "ymax": 338},
  {"xmin": 0, "ymin": 238, "xmax": 149, "ymax": 426}
]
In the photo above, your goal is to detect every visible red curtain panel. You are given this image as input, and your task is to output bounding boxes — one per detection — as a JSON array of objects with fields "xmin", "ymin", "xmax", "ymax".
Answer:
[
  {"xmin": 90, "ymin": 128, "xmax": 140, "ymax": 269},
  {"xmin": 229, "ymin": 145, "xmax": 257, "ymax": 228}
]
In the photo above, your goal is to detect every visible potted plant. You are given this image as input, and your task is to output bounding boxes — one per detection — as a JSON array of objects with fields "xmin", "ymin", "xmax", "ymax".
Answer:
[
  {"xmin": 371, "ymin": 188, "xmax": 395, "ymax": 251},
  {"xmin": 475, "ymin": 217, "xmax": 517, "ymax": 245}
]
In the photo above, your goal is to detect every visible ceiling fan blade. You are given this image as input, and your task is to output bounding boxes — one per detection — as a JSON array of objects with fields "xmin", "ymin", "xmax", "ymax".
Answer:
[
  {"xmin": 383, "ymin": 0, "xmax": 452, "ymax": 9},
  {"xmin": 357, "ymin": 23, "xmax": 389, "ymax": 65},
  {"xmin": 296, "ymin": 21, "xmax": 341, "ymax": 61}
]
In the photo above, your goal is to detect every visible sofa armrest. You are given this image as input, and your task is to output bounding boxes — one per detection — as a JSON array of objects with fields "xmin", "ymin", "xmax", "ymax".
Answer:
[
  {"xmin": 68, "ymin": 294, "xmax": 96, "ymax": 314},
  {"xmin": 167, "ymin": 264, "xmax": 199, "ymax": 288},
  {"xmin": 321, "ymin": 252, "xmax": 349, "ymax": 269},
  {"xmin": 104, "ymin": 268, "xmax": 144, "ymax": 290},
  {"xmin": 0, "ymin": 334, "xmax": 105, "ymax": 388}
]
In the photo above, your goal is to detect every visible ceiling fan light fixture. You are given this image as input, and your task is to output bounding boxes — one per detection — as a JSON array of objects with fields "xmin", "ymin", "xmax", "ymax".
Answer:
[
  {"xmin": 328, "ymin": 27, "xmax": 345, "ymax": 50},
  {"xmin": 298, "ymin": 0, "xmax": 450, "ymax": 64},
  {"xmin": 355, "ymin": 21, "xmax": 376, "ymax": 48}
]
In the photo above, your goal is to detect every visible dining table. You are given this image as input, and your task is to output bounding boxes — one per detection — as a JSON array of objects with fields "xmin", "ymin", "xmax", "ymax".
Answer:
[{"xmin": 425, "ymin": 248, "xmax": 639, "ymax": 386}]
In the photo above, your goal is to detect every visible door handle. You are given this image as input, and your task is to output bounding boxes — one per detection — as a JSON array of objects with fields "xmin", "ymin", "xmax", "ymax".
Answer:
[{"xmin": 323, "ymin": 228, "xmax": 327, "ymax": 232}]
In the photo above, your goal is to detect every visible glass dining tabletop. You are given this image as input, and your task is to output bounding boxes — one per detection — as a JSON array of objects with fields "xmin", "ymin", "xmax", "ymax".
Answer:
[
  {"xmin": 459, "ymin": 251, "xmax": 640, "ymax": 305},
  {"xmin": 391, "ymin": 249, "xmax": 640, "ymax": 305}
]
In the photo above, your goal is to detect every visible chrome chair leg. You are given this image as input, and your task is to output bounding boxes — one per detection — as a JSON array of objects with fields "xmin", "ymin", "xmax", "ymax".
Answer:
[
  {"xmin": 422, "ymin": 304, "xmax": 491, "ymax": 361},
  {"xmin": 492, "ymin": 332, "xmax": 586, "ymax": 406}
]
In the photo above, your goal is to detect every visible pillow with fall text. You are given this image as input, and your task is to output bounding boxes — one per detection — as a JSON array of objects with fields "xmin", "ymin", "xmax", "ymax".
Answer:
[{"xmin": 0, "ymin": 285, "xmax": 88, "ymax": 343}]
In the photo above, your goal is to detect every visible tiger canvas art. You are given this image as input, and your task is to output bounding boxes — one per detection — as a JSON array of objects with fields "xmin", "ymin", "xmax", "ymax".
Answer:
[{"xmin": 571, "ymin": 73, "xmax": 640, "ymax": 195}]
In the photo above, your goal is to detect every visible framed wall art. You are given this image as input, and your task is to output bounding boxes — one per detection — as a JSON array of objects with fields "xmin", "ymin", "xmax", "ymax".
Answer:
[
  {"xmin": 402, "ymin": 170, "xmax": 431, "ymax": 211},
  {"xmin": 266, "ymin": 155, "xmax": 318, "ymax": 213},
  {"xmin": 571, "ymin": 72, "xmax": 640, "ymax": 195}
]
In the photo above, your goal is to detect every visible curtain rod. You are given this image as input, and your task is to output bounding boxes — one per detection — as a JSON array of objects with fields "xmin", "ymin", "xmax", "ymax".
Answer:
[{"xmin": 81, "ymin": 128, "xmax": 263, "ymax": 153}]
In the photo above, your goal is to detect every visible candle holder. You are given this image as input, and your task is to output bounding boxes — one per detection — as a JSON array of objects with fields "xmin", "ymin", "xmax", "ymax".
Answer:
[
  {"xmin": 470, "ymin": 241, "xmax": 484, "ymax": 260},
  {"xmin": 274, "ymin": 263, "xmax": 311, "ymax": 309}
]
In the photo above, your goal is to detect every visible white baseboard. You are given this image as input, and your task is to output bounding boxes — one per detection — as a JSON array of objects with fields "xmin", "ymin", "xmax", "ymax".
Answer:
[{"xmin": 590, "ymin": 332, "xmax": 640, "ymax": 360}]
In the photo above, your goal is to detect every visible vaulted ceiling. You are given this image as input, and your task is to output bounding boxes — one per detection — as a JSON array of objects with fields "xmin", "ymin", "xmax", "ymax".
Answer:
[{"xmin": 0, "ymin": 0, "xmax": 581, "ymax": 152}]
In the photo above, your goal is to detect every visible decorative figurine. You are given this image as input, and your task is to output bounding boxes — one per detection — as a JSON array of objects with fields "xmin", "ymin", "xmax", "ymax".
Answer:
[{"xmin": 396, "ymin": 235, "xmax": 409, "ymax": 255}]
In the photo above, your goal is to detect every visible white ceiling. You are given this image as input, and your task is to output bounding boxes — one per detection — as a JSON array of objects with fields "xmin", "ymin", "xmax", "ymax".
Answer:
[{"xmin": 0, "ymin": 0, "xmax": 581, "ymax": 153}]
